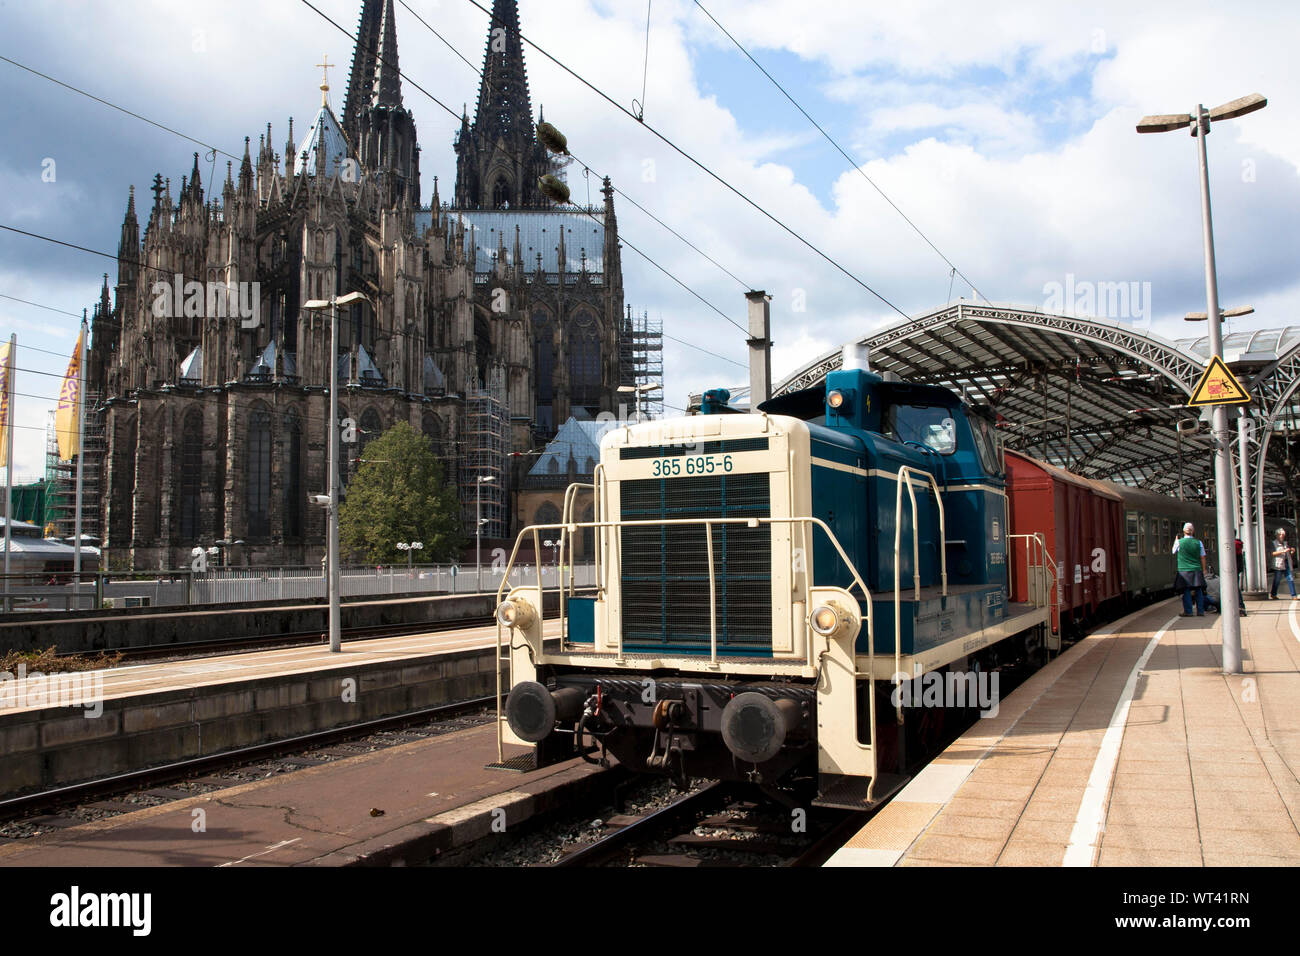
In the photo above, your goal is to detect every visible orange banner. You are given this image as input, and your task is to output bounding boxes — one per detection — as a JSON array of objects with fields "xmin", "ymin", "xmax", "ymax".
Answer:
[{"xmin": 55, "ymin": 331, "xmax": 83, "ymax": 461}]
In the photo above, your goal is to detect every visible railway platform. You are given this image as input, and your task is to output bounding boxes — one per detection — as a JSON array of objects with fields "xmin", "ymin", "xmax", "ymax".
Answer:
[
  {"xmin": 826, "ymin": 597, "xmax": 1300, "ymax": 867},
  {"xmin": 0, "ymin": 622, "xmax": 539, "ymax": 799},
  {"xmin": 0, "ymin": 722, "xmax": 605, "ymax": 866}
]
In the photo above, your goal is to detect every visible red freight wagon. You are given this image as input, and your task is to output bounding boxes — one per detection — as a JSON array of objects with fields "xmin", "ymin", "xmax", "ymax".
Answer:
[{"xmin": 1005, "ymin": 450, "xmax": 1126, "ymax": 633}]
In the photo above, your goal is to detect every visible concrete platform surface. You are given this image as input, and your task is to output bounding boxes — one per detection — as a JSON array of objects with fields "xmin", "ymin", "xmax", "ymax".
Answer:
[
  {"xmin": 0, "ymin": 622, "xmax": 550, "ymax": 714},
  {"xmin": 0, "ymin": 723, "xmax": 598, "ymax": 866},
  {"xmin": 827, "ymin": 597, "xmax": 1300, "ymax": 867}
]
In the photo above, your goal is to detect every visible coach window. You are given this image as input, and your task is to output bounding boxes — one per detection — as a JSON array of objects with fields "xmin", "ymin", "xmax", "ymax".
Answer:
[
  {"xmin": 1127, "ymin": 514, "xmax": 1138, "ymax": 555},
  {"xmin": 1161, "ymin": 519, "xmax": 1170, "ymax": 552}
]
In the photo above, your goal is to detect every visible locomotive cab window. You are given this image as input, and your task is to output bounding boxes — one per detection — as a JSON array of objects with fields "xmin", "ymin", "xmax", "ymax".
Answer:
[
  {"xmin": 971, "ymin": 416, "xmax": 1003, "ymax": 476},
  {"xmin": 885, "ymin": 403, "xmax": 957, "ymax": 455}
]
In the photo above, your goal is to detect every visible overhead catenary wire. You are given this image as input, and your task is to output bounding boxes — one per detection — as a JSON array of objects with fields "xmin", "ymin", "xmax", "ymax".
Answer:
[
  {"xmin": 0, "ymin": 293, "xmax": 86, "ymax": 320},
  {"xmin": 691, "ymin": 0, "xmax": 991, "ymax": 306},
  {"xmin": 0, "ymin": 55, "xmax": 240, "ymax": 163},
  {"xmin": 459, "ymin": 0, "xmax": 911, "ymax": 320}
]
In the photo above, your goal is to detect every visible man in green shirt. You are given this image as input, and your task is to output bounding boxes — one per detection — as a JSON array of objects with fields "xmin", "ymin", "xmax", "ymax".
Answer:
[{"xmin": 1172, "ymin": 522, "xmax": 1207, "ymax": 617}]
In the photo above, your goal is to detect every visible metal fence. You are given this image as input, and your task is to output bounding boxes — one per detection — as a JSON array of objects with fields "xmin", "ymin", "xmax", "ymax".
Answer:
[{"xmin": 0, "ymin": 563, "xmax": 597, "ymax": 613}]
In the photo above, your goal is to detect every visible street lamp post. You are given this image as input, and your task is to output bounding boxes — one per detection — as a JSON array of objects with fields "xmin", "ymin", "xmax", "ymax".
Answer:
[
  {"xmin": 476, "ymin": 474, "xmax": 496, "ymax": 590},
  {"xmin": 1139, "ymin": 92, "xmax": 1266, "ymax": 675},
  {"xmin": 617, "ymin": 383, "xmax": 656, "ymax": 423},
  {"xmin": 304, "ymin": 290, "xmax": 370, "ymax": 653},
  {"xmin": 397, "ymin": 540, "xmax": 423, "ymax": 578}
]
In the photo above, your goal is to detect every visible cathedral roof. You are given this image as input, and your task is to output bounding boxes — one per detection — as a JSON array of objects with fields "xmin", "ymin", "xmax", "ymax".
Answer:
[
  {"xmin": 179, "ymin": 346, "xmax": 202, "ymax": 383},
  {"xmin": 251, "ymin": 340, "xmax": 296, "ymax": 378},
  {"xmin": 339, "ymin": 345, "xmax": 385, "ymax": 385},
  {"xmin": 528, "ymin": 417, "xmax": 621, "ymax": 477},
  {"xmin": 293, "ymin": 102, "xmax": 351, "ymax": 178},
  {"xmin": 423, "ymin": 354, "xmax": 446, "ymax": 393}
]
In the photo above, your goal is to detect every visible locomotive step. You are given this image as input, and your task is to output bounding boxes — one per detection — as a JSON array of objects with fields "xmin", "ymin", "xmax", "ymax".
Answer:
[{"xmin": 813, "ymin": 771, "xmax": 909, "ymax": 811}]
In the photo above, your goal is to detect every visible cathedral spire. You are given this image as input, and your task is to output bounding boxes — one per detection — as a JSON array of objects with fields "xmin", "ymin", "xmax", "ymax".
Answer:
[
  {"xmin": 473, "ymin": 0, "xmax": 533, "ymax": 144},
  {"xmin": 454, "ymin": 0, "xmax": 554, "ymax": 208},
  {"xmin": 342, "ymin": 0, "xmax": 384, "ymax": 141},
  {"xmin": 372, "ymin": 0, "xmax": 402, "ymax": 109}
]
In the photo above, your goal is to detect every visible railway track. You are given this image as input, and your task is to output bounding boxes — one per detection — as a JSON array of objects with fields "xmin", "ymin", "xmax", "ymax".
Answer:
[
  {"xmin": 0, "ymin": 694, "xmax": 497, "ymax": 830},
  {"xmin": 548, "ymin": 782, "xmax": 869, "ymax": 868}
]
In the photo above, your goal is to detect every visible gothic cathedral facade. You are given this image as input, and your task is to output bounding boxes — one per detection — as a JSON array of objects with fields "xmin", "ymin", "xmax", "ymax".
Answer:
[{"xmin": 87, "ymin": 0, "xmax": 628, "ymax": 570}]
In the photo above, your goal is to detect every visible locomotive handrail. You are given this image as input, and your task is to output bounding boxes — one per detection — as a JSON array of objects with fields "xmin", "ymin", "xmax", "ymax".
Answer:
[
  {"xmin": 892, "ymin": 466, "xmax": 947, "ymax": 730},
  {"xmin": 1008, "ymin": 532, "xmax": 1058, "ymax": 617},
  {"xmin": 492, "ymin": 513, "xmax": 875, "ymax": 764},
  {"xmin": 559, "ymin": 481, "xmax": 598, "ymax": 644}
]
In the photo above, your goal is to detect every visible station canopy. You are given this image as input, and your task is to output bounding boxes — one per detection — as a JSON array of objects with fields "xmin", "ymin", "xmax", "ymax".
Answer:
[{"xmin": 773, "ymin": 303, "xmax": 1300, "ymax": 517}]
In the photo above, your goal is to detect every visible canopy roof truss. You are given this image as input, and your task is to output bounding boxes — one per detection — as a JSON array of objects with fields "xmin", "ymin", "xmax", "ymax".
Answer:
[{"xmin": 774, "ymin": 303, "xmax": 1300, "ymax": 518}]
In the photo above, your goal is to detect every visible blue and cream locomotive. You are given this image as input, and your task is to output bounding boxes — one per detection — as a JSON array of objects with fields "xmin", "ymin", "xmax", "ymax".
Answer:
[{"xmin": 494, "ymin": 346, "xmax": 1053, "ymax": 807}]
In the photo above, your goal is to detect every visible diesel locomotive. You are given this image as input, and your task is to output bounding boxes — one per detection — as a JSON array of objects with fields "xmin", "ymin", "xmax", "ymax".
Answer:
[{"xmin": 492, "ymin": 345, "xmax": 1059, "ymax": 809}]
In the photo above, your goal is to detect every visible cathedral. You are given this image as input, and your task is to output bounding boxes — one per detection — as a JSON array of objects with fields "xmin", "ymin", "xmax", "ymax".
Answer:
[{"xmin": 86, "ymin": 0, "xmax": 635, "ymax": 571}]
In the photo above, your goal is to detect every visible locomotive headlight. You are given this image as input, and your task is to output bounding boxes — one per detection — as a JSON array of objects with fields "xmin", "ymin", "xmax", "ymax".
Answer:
[
  {"xmin": 827, "ymin": 389, "xmax": 845, "ymax": 410},
  {"xmin": 497, "ymin": 597, "xmax": 537, "ymax": 630},
  {"xmin": 810, "ymin": 603, "xmax": 844, "ymax": 636}
]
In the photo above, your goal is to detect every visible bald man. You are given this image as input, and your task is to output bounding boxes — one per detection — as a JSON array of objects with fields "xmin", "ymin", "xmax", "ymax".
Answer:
[{"xmin": 1172, "ymin": 522, "xmax": 1207, "ymax": 617}]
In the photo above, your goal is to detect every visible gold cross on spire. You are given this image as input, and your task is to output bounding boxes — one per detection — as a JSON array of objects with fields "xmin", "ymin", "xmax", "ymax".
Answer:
[{"xmin": 317, "ymin": 54, "xmax": 333, "ymax": 106}]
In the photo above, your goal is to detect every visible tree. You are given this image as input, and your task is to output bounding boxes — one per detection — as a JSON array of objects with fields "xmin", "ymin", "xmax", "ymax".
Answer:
[{"xmin": 338, "ymin": 422, "xmax": 463, "ymax": 564}]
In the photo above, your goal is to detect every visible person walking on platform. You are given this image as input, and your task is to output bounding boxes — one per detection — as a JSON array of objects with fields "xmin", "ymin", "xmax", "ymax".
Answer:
[
  {"xmin": 1172, "ymin": 523, "xmax": 1207, "ymax": 616},
  {"xmin": 1269, "ymin": 528, "xmax": 1296, "ymax": 599},
  {"xmin": 1234, "ymin": 532, "xmax": 1248, "ymax": 617}
]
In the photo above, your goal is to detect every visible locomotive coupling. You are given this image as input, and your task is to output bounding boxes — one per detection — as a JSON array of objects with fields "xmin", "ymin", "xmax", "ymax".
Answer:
[
  {"xmin": 720, "ymin": 692, "xmax": 803, "ymax": 763},
  {"xmin": 504, "ymin": 682, "xmax": 584, "ymax": 742}
]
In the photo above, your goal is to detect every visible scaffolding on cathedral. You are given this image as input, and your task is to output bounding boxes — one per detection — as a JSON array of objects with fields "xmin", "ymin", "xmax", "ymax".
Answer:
[
  {"xmin": 42, "ymin": 395, "xmax": 105, "ymax": 542},
  {"xmin": 461, "ymin": 371, "xmax": 508, "ymax": 542},
  {"xmin": 619, "ymin": 308, "xmax": 665, "ymax": 420}
]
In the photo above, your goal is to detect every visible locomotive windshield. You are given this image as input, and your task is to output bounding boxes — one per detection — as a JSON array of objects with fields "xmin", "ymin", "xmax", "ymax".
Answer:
[{"xmin": 885, "ymin": 403, "xmax": 957, "ymax": 454}]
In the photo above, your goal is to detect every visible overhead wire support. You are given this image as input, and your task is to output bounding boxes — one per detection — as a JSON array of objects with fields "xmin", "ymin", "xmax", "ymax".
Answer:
[
  {"xmin": 459, "ymin": 0, "xmax": 911, "ymax": 319},
  {"xmin": 691, "ymin": 1, "xmax": 990, "ymax": 306}
]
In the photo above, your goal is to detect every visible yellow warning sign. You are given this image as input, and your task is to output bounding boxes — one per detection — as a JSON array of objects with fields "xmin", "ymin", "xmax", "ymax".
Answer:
[{"xmin": 1188, "ymin": 355, "xmax": 1251, "ymax": 407}]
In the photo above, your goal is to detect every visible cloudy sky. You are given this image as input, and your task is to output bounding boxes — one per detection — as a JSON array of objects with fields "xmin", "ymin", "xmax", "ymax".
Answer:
[{"xmin": 1, "ymin": 0, "xmax": 1297, "ymax": 480}]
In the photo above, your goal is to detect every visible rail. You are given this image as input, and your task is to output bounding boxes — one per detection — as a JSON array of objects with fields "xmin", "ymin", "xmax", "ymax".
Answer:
[{"xmin": 493, "ymin": 510, "xmax": 875, "ymax": 766}]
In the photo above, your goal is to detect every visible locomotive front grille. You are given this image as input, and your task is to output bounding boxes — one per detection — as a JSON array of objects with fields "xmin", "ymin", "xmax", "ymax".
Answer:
[{"xmin": 619, "ymin": 472, "xmax": 773, "ymax": 653}]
